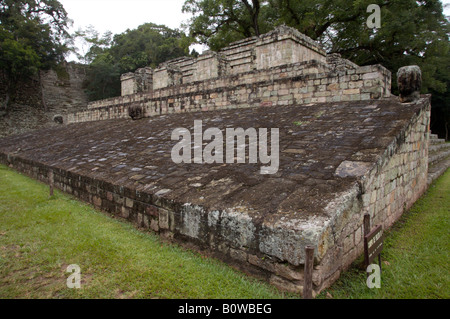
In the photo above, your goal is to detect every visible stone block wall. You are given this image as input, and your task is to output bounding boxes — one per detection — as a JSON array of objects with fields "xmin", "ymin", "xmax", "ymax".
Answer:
[
  {"xmin": 0, "ymin": 71, "xmax": 42, "ymax": 107},
  {"xmin": 361, "ymin": 104, "xmax": 430, "ymax": 230},
  {"xmin": 68, "ymin": 61, "xmax": 391, "ymax": 124},
  {"xmin": 120, "ymin": 73, "xmax": 136, "ymax": 96},
  {"xmin": 169, "ymin": 57, "xmax": 197, "ymax": 84},
  {"xmin": 255, "ymin": 27, "xmax": 326, "ymax": 70},
  {"xmin": 313, "ymin": 99, "xmax": 431, "ymax": 291},
  {"xmin": 153, "ymin": 62, "xmax": 186, "ymax": 90},
  {"xmin": 192, "ymin": 52, "xmax": 227, "ymax": 82},
  {"xmin": 118, "ymin": 26, "xmax": 328, "ymax": 94},
  {"xmin": 153, "ymin": 66, "xmax": 172, "ymax": 90},
  {"xmin": 219, "ymin": 37, "xmax": 258, "ymax": 75},
  {"xmin": 0, "ymin": 62, "xmax": 88, "ymax": 112},
  {"xmin": 121, "ymin": 67, "xmax": 153, "ymax": 96},
  {"xmin": 326, "ymin": 53, "xmax": 359, "ymax": 71}
]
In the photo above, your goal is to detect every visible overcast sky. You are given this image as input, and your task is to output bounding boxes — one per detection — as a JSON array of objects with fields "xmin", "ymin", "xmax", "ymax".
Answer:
[
  {"xmin": 60, "ymin": 0, "xmax": 450, "ymax": 62},
  {"xmin": 60, "ymin": 0, "xmax": 191, "ymax": 34},
  {"xmin": 60, "ymin": 0, "xmax": 200, "ymax": 61}
]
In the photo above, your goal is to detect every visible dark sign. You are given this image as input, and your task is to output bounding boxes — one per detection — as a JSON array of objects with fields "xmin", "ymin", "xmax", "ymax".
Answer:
[{"xmin": 364, "ymin": 224, "xmax": 383, "ymax": 267}]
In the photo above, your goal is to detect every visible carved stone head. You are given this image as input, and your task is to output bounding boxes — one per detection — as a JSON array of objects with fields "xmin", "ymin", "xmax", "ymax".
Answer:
[{"xmin": 397, "ymin": 65, "xmax": 422, "ymax": 103}]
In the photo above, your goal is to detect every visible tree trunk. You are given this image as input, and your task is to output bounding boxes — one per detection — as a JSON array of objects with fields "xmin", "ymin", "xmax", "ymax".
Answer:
[
  {"xmin": 252, "ymin": 0, "xmax": 260, "ymax": 36},
  {"xmin": 242, "ymin": 0, "xmax": 261, "ymax": 36}
]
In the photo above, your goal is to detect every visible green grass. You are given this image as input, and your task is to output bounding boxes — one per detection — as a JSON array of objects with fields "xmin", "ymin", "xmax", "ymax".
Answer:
[
  {"xmin": 0, "ymin": 165, "xmax": 292, "ymax": 299},
  {"xmin": 0, "ymin": 164, "xmax": 449, "ymax": 299},
  {"xmin": 318, "ymin": 169, "xmax": 450, "ymax": 299}
]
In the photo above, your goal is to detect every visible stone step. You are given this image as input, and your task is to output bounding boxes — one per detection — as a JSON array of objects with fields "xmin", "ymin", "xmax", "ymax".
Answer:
[
  {"xmin": 430, "ymin": 133, "xmax": 439, "ymax": 140},
  {"xmin": 427, "ymin": 156, "xmax": 450, "ymax": 186},
  {"xmin": 429, "ymin": 148, "xmax": 450, "ymax": 166},
  {"xmin": 430, "ymin": 137, "xmax": 447, "ymax": 145},
  {"xmin": 429, "ymin": 142, "xmax": 450, "ymax": 153},
  {"xmin": 427, "ymin": 133, "xmax": 450, "ymax": 185}
]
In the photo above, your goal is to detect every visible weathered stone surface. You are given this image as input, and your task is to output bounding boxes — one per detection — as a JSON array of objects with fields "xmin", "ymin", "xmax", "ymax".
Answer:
[
  {"xmin": 335, "ymin": 161, "xmax": 373, "ymax": 178},
  {"xmin": 120, "ymin": 73, "xmax": 136, "ymax": 96},
  {"xmin": 121, "ymin": 68, "xmax": 153, "ymax": 96},
  {"xmin": 0, "ymin": 63, "xmax": 88, "ymax": 137},
  {"xmin": 397, "ymin": 65, "xmax": 422, "ymax": 103},
  {"xmin": 128, "ymin": 105, "xmax": 144, "ymax": 120},
  {"xmin": 53, "ymin": 114, "xmax": 64, "ymax": 124}
]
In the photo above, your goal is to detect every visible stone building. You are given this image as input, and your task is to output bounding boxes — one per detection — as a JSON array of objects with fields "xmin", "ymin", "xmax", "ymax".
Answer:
[
  {"xmin": 67, "ymin": 25, "xmax": 391, "ymax": 123},
  {"xmin": 0, "ymin": 26, "xmax": 437, "ymax": 296}
]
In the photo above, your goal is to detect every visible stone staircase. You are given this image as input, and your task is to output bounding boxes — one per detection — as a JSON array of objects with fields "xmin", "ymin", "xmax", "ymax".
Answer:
[
  {"xmin": 40, "ymin": 64, "xmax": 88, "ymax": 115},
  {"xmin": 427, "ymin": 133, "xmax": 450, "ymax": 185}
]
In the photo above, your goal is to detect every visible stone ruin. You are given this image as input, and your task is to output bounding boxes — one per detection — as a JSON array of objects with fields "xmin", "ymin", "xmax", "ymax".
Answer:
[
  {"xmin": 0, "ymin": 26, "xmax": 432, "ymax": 296},
  {"xmin": 67, "ymin": 25, "xmax": 391, "ymax": 123}
]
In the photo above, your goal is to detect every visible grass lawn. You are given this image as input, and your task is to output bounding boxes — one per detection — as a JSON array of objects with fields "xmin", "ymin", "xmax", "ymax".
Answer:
[
  {"xmin": 318, "ymin": 169, "xmax": 450, "ymax": 299},
  {"xmin": 0, "ymin": 164, "xmax": 291, "ymax": 299},
  {"xmin": 0, "ymin": 164, "xmax": 448, "ymax": 299}
]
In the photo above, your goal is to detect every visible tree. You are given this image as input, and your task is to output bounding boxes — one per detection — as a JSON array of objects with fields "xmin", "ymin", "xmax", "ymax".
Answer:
[
  {"xmin": 321, "ymin": 0, "xmax": 449, "ymax": 139},
  {"xmin": 73, "ymin": 26, "xmax": 113, "ymax": 65},
  {"xmin": 242, "ymin": 0, "xmax": 262, "ymax": 36},
  {"xmin": 0, "ymin": 0, "xmax": 70, "ymax": 110},
  {"xmin": 182, "ymin": 0, "xmax": 274, "ymax": 51},
  {"xmin": 0, "ymin": 26, "xmax": 41, "ymax": 108},
  {"xmin": 181, "ymin": 0, "xmax": 385, "ymax": 50},
  {"xmin": 109, "ymin": 23, "xmax": 192, "ymax": 71},
  {"xmin": 83, "ymin": 53, "xmax": 121, "ymax": 102},
  {"xmin": 83, "ymin": 23, "xmax": 193, "ymax": 101}
]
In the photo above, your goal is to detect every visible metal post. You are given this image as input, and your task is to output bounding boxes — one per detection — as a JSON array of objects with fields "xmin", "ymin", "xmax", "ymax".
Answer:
[
  {"xmin": 378, "ymin": 253, "xmax": 382, "ymax": 274},
  {"xmin": 363, "ymin": 213, "xmax": 371, "ymax": 237},
  {"xmin": 363, "ymin": 213, "xmax": 371, "ymax": 269}
]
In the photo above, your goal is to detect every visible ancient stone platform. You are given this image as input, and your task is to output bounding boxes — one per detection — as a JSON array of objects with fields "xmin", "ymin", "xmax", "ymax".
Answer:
[
  {"xmin": 68, "ymin": 26, "xmax": 391, "ymax": 125},
  {"xmin": 0, "ymin": 26, "xmax": 434, "ymax": 296},
  {"xmin": 0, "ymin": 96, "xmax": 431, "ymax": 295}
]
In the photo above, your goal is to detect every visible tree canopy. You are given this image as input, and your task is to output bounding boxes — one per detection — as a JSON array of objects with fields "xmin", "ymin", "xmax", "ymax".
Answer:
[
  {"xmin": 182, "ymin": 0, "xmax": 273, "ymax": 51},
  {"xmin": 73, "ymin": 25, "xmax": 113, "ymax": 65},
  {"xmin": 0, "ymin": 0, "xmax": 70, "ymax": 108},
  {"xmin": 81, "ymin": 23, "xmax": 193, "ymax": 101}
]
